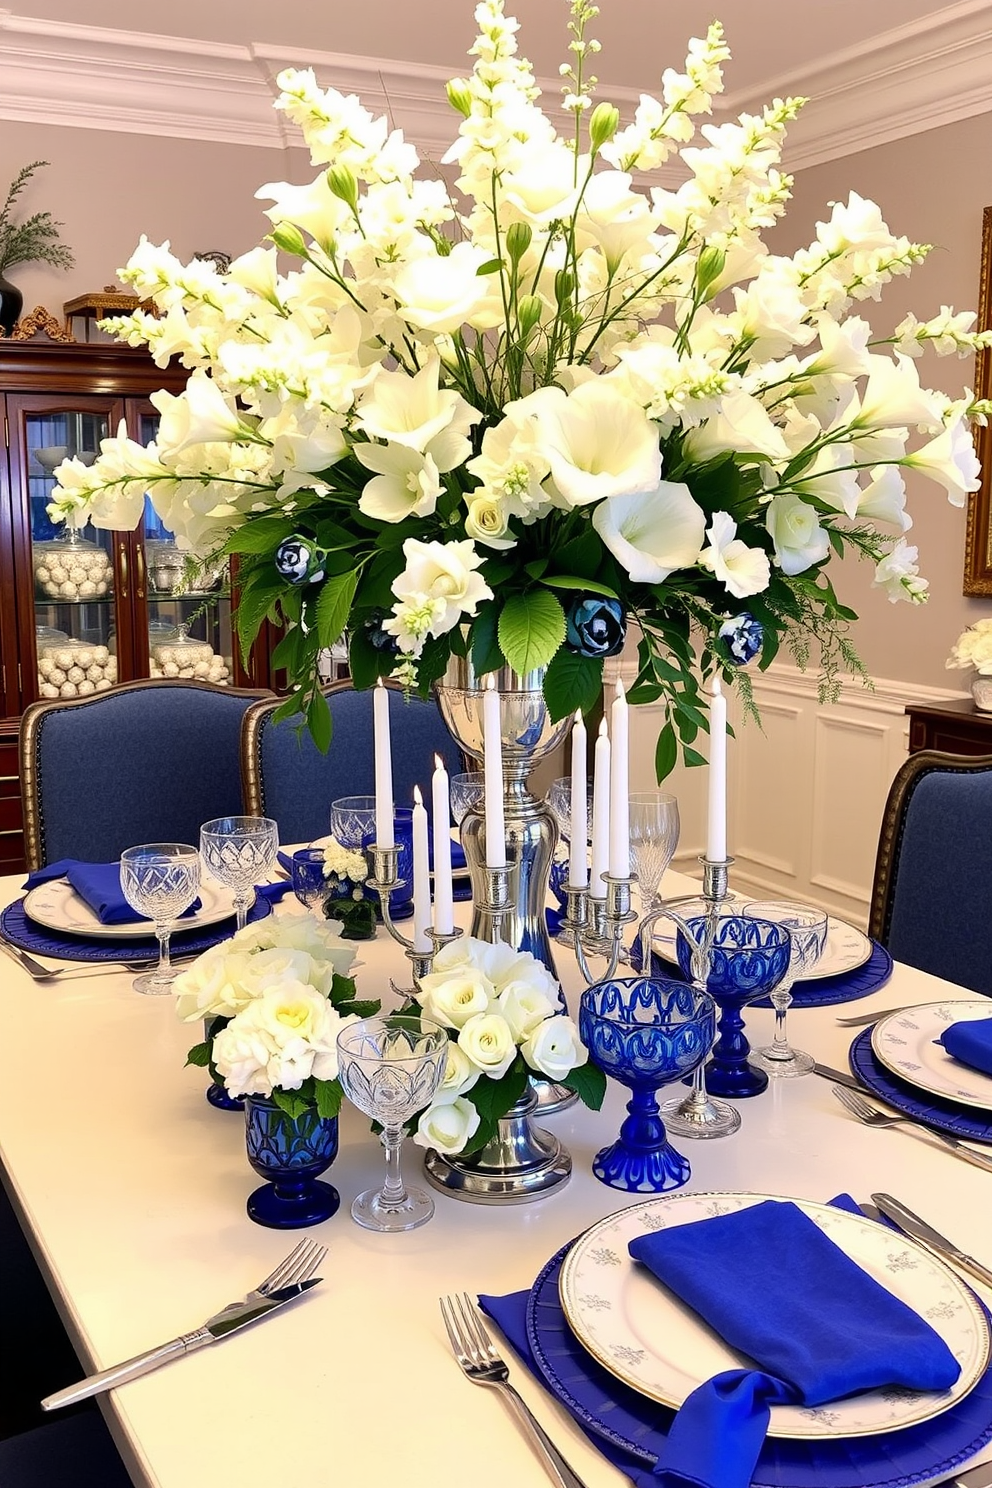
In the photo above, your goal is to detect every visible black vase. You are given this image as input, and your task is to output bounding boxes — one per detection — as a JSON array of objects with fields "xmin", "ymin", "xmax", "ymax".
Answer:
[{"xmin": 0, "ymin": 273, "xmax": 23, "ymax": 336}]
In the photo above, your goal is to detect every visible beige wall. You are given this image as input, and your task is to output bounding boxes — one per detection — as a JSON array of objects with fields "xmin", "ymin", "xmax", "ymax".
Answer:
[{"xmin": 770, "ymin": 113, "xmax": 992, "ymax": 689}]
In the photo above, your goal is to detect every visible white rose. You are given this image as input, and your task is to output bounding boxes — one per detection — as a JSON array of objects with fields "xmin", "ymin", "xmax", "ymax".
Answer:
[
  {"xmin": 390, "ymin": 538, "xmax": 492, "ymax": 636},
  {"xmin": 417, "ymin": 968, "xmax": 494, "ymax": 1029},
  {"xmin": 521, "ymin": 1016, "xmax": 588, "ymax": 1082},
  {"xmin": 497, "ymin": 980, "xmax": 558, "ymax": 1042},
  {"xmin": 413, "ymin": 1095, "xmax": 481, "ymax": 1155},
  {"xmin": 457, "ymin": 1013, "xmax": 519, "ymax": 1079},
  {"xmin": 765, "ymin": 494, "xmax": 830, "ymax": 576},
  {"xmin": 438, "ymin": 1042, "xmax": 481, "ymax": 1098},
  {"xmin": 211, "ymin": 1019, "xmax": 275, "ymax": 1099},
  {"xmin": 592, "ymin": 482, "xmax": 706, "ymax": 583}
]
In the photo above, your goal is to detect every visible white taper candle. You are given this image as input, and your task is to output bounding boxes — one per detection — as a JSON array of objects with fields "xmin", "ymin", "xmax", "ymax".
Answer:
[
  {"xmin": 591, "ymin": 717, "xmax": 611, "ymax": 897},
  {"xmin": 412, "ymin": 785, "xmax": 431, "ymax": 952},
  {"xmin": 569, "ymin": 710, "xmax": 588, "ymax": 889},
  {"xmin": 431, "ymin": 754, "xmax": 454, "ymax": 935},
  {"xmin": 483, "ymin": 676, "xmax": 506, "ymax": 869},
  {"xmin": 706, "ymin": 674, "xmax": 728, "ymax": 863},
  {"xmin": 373, "ymin": 679, "xmax": 394, "ymax": 850},
  {"xmin": 609, "ymin": 678, "xmax": 629, "ymax": 879}
]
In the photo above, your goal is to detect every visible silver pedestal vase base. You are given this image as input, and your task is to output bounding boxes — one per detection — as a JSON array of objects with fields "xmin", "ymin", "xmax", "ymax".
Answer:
[
  {"xmin": 531, "ymin": 1076, "xmax": 578, "ymax": 1115},
  {"xmin": 423, "ymin": 1089, "xmax": 571, "ymax": 1203}
]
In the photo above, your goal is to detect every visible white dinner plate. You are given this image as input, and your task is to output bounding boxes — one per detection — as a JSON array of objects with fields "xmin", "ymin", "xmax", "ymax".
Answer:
[
  {"xmin": 23, "ymin": 875, "xmax": 240, "ymax": 940},
  {"xmin": 650, "ymin": 912, "xmax": 871, "ymax": 981},
  {"xmin": 872, "ymin": 1001, "xmax": 992, "ymax": 1111},
  {"xmin": 558, "ymin": 1192, "xmax": 989, "ymax": 1440}
]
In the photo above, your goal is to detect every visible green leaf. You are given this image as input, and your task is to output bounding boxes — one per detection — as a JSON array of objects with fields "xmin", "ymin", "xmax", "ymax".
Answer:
[
  {"xmin": 271, "ymin": 1088, "xmax": 313, "ymax": 1122},
  {"xmin": 313, "ymin": 1078, "xmax": 343, "ymax": 1120},
  {"xmin": 348, "ymin": 625, "xmax": 394, "ymax": 690},
  {"xmin": 470, "ymin": 604, "xmax": 504, "ymax": 675},
  {"xmin": 335, "ymin": 997, "xmax": 381, "ymax": 1018},
  {"xmin": 185, "ymin": 1041, "xmax": 211, "ymax": 1068},
  {"xmin": 315, "ymin": 568, "xmax": 359, "ymax": 649},
  {"xmin": 559, "ymin": 1061, "xmax": 607, "ymax": 1110},
  {"xmin": 540, "ymin": 574, "xmax": 618, "ymax": 599},
  {"xmin": 467, "ymin": 1059, "xmax": 530, "ymax": 1131},
  {"xmin": 331, "ymin": 899, "xmax": 377, "ymax": 939},
  {"xmin": 553, "ymin": 527, "xmax": 606, "ymax": 578},
  {"xmin": 524, "ymin": 557, "xmax": 549, "ymax": 580},
  {"xmin": 306, "ymin": 691, "xmax": 332, "ymax": 754},
  {"xmin": 222, "ymin": 516, "xmax": 298, "ymax": 556},
  {"xmin": 269, "ymin": 625, "xmax": 302, "ymax": 675},
  {"xmin": 232, "ymin": 570, "xmax": 284, "ymax": 662},
  {"xmin": 542, "ymin": 648, "xmax": 603, "ymax": 722},
  {"xmin": 498, "ymin": 590, "xmax": 566, "ymax": 675},
  {"xmin": 681, "ymin": 745, "xmax": 707, "ymax": 768},
  {"xmin": 476, "ymin": 257, "xmax": 503, "ymax": 275},
  {"xmin": 329, "ymin": 972, "xmax": 358, "ymax": 1005},
  {"xmin": 655, "ymin": 720, "xmax": 678, "ymax": 782}
]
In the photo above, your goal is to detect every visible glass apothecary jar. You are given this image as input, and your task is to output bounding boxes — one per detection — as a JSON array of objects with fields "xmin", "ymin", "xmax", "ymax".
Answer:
[
  {"xmin": 33, "ymin": 530, "xmax": 113, "ymax": 602},
  {"xmin": 37, "ymin": 637, "xmax": 116, "ymax": 700},
  {"xmin": 149, "ymin": 625, "xmax": 231, "ymax": 685}
]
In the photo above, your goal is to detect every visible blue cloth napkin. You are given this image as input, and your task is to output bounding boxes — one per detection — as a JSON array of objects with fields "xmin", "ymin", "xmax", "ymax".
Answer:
[
  {"xmin": 24, "ymin": 860, "xmax": 202, "ymax": 926},
  {"xmin": 629, "ymin": 1199, "xmax": 960, "ymax": 1488},
  {"xmin": 937, "ymin": 1019, "xmax": 992, "ymax": 1076}
]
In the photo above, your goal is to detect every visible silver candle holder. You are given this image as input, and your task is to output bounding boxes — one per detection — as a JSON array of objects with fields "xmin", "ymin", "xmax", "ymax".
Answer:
[
  {"xmin": 367, "ymin": 843, "xmax": 462, "ymax": 998},
  {"xmin": 564, "ymin": 871, "xmax": 639, "ymax": 986}
]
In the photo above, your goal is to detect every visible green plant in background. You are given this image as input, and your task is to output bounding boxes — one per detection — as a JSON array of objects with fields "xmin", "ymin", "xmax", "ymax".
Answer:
[{"xmin": 0, "ymin": 160, "xmax": 74, "ymax": 276}]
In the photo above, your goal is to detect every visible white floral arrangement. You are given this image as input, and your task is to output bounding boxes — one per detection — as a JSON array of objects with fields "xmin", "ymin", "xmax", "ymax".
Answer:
[
  {"xmin": 177, "ymin": 912, "xmax": 379, "ymax": 1118},
  {"xmin": 322, "ymin": 838, "xmax": 368, "ymax": 886},
  {"xmin": 947, "ymin": 619, "xmax": 992, "ymax": 676},
  {"xmin": 410, "ymin": 936, "xmax": 604, "ymax": 1155},
  {"xmin": 46, "ymin": 0, "xmax": 992, "ymax": 771}
]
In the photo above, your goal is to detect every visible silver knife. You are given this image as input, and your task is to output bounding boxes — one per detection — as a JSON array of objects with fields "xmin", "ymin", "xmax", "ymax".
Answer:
[
  {"xmin": 872, "ymin": 1194, "xmax": 992, "ymax": 1293},
  {"xmin": 41, "ymin": 1277, "xmax": 320, "ymax": 1410},
  {"xmin": 816, "ymin": 1066, "xmax": 992, "ymax": 1175},
  {"xmin": 813, "ymin": 1062, "xmax": 899, "ymax": 1106}
]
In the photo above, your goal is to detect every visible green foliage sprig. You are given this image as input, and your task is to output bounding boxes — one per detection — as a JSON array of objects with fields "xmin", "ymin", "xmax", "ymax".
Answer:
[{"xmin": 0, "ymin": 161, "xmax": 74, "ymax": 276}]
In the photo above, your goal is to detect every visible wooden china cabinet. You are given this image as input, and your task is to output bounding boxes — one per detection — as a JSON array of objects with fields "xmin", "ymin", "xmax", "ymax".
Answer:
[{"xmin": 0, "ymin": 337, "xmax": 277, "ymax": 871}]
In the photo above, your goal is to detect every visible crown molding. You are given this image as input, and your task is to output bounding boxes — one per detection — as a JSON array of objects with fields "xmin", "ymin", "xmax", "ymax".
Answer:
[{"xmin": 1, "ymin": 4, "xmax": 991, "ymax": 170}]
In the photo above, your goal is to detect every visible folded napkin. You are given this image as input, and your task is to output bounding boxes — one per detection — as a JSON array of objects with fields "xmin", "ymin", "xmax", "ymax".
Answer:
[
  {"xmin": 937, "ymin": 1018, "xmax": 992, "ymax": 1076},
  {"xmin": 629, "ymin": 1199, "xmax": 960, "ymax": 1488},
  {"xmin": 24, "ymin": 860, "xmax": 202, "ymax": 927}
]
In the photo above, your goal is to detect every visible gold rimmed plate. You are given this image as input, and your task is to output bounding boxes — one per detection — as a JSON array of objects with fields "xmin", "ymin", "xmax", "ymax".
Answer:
[{"xmin": 872, "ymin": 1002, "xmax": 992, "ymax": 1112}]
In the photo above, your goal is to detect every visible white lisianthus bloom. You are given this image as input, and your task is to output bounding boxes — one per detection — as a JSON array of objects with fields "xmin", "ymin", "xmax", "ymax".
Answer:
[
  {"xmin": 574, "ymin": 170, "xmax": 661, "ymax": 271},
  {"xmin": 856, "ymin": 466, "xmax": 911, "ymax": 532},
  {"xmin": 356, "ymin": 442, "xmax": 442, "ymax": 522},
  {"xmin": 393, "ymin": 242, "xmax": 504, "ymax": 334},
  {"xmin": 260, "ymin": 406, "xmax": 348, "ymax": 477},
  {"xmin": 501, "ymin": 142, "xmax": 580, "ymax": 227},
  {"xmin": 521, "ymin": 1015, "xmax": 587, "ymax": 1082},
  {"xmin": 729, "ymin": 271, "xmax": 815, "ymax": 362},
  {"xmin": 413, "ymin": 1095, "xmax": 481, "ymax": 1155},
  {"xmin": 515, "ymin": 381, "xmax": 661, "ymax": 508},
  {"xmin": 437, "ymin": 1042, "xmax": 482, "ymax": 1099},
  {"xmin": 682, "ymin": 390, "xmax": 791, "ymax": 463},
  {"xmin": 853, "ymin": 354, "xmax": 945, "ymax": 432},
  {"xmin": 354, "ymin": 358, "xmax": 481, "ymax": 457},
  {"xmin": 791, "ymin": 443, "xmax": 860, "ymax": 520},
  {"xmin": 227, "ymin": 246, "xmax": 281, "ymax": 304},
  {"xmin": 151, "ymin": 372, "xmax": 254, "ymax": 457},
  {"xmin": 592, "ymin": 482, "xmax": 707, "ymax": 583},
  {"xmin": 417, "ymin": 968, "xmax": 494, "ymax": 1030},
  {"xmin": 765, "ymin": 494, "xmax": 830, "ymax": 576},
  {"xmin": 390, "ymin": 538, "xmax": 492, "ymax": 636},
  {"xmin": 902, "ymin": 415, "xmax": 981, "ymax": 507},
  {"xmin": 699, "ymin": 511, "xmax": 771, "ymax": 599},
  {"xmin": 872, "ymin": 540, "xmax": 929, "ymax": 604},
  {"xmin": 496, "ymin": 980, "xmax": 558, "ymax": 1041},
  {"xmin": 801, "ymin": 315, "xmax": 872, "ymax": 380},
  {"xmin": 457, "ymin": 1012, "xmax": 519, "ymax": 1079},
  {"xmin": 255, "ymin": 175, "xmax": 352, "ymax": 253}
]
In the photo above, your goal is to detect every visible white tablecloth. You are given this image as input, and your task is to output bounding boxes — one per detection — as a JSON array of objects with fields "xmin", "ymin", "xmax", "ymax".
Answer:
[{"xmin": 0, "ymin": 869, "xmax": 989, "ymax": 1488}]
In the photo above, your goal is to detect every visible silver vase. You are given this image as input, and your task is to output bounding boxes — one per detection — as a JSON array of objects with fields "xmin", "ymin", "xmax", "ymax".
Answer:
[
  {"xmin": 437, "ymin": 656, "xmax": 577, "ymax": 1115},
  {"xmin": 422, "ymin": 1086, "xmax": 571, "ymax": 1203}
]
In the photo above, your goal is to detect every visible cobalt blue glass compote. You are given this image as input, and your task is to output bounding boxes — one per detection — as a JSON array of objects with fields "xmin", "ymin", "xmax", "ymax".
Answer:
[
  {"xmin": 676, "ymin": 915, "xmax": 791, "ymax": 1099},
  {"xmin": 578, "ymin": 977, "xmax": 716, "ymax": 1193}
]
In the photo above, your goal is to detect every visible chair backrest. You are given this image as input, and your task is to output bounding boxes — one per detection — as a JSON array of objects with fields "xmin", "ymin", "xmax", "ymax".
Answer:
[
  {"xmin": 869, "ymin": 749, "xmax": 992, "ymax": 997},
  {"xmin": 241, "ymin": 681, "xmax": 464, "ymax": 846},
  {"xmin": 20, "ymin": 679, "xmax": 270, "ymax": 869}
]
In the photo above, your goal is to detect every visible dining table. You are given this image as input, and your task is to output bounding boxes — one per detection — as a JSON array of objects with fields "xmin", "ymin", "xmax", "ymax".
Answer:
[{"xmin": 0, "ymin": 863, "xmax": 990, "ymax": 1488}]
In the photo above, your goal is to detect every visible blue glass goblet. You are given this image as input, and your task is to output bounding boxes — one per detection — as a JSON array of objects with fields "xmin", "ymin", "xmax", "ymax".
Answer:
[
  {"xmin": 291, "ymin": 848, "xmax": 333, "ymax": 912},
  {"xmin": 676, "ymin": 916, "xmax": 791, "ymax": 1099},
  {"xmin": 578, "ymin": 978, "xmax": 716, "ymax": 1193}
]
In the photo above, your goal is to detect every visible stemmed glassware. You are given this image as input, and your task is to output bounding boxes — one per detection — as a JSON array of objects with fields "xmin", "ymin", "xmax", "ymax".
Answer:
[
  {"xmin": 742, "ymin": 900, "xmax": 828, "ymax": 1076},
  {"xmin": 290, "ymin": 847, "xmax": 333, "ymax": 913},
  {"xmin": 546, "ymin": 775, "xmax": 593, "ymax": 943},
  {"xmin": 199, "ymin": 816, "xmax": 279, "ymax": 931},
  {"xmin": 336, "ymin": 1014, "xmax": 448, "ymax": 1232},
  {"xmin": 449, "ymin": 772, "xmax": 485, "ymax": 827},
  {"xmin": 628, "ymin": 793, "xmax": 680, "ymax": 912},
  {"xmin": 330, "ymin": 796, "xmax": 377, "ymax": 849},
  {"xmin": 119, "ymin": 843, "xmax": 200, "ymax": 995}
]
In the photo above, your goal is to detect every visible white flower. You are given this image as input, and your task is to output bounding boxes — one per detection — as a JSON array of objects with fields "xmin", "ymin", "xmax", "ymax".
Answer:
[
  {"xmin": 699, "ymin": 511, "xmax": 771, "ymax": 599},
  {"xmin": 151, "ymin": 371, "xmax": 252, "ymax": 456},
  {"xmin": 682, "ymin": 390, "xmax": 791, "ymax": 463},
  {"xmin": 873, "ymin": 540, "xmax": 929, "ymax": 605},
  {"xmin": 521, "ymin": 1015, "xmax": 587, "ymax": 1081},
  {"xmin": 592, "ymin": 482, "xmax": 706, "ymax": 583},
  {"xmin": 948, "ymin": 624, "xmax": 992, "ymax": 674},
  {"xmin": 390, "ymin": 538, "xmax": 492, "ymax": 637},
  {"xmin": 853, "ymin": 354, "xmax": 944, "ymax": 432},
  {"xmin": 856, "ymin": 466, "xmax": 911, "ymax": 532},
  {"xmin": 393, "ymin": 242, "xmax": 504, "ymax": 334},
  {"xmin": 413, "ymin": 1095, "xmax": 481, "ymax": 1155},
  {"xmin": 437, "ymin": 1042, "xmax": 482, "ymax": 1098},
  {"xmin": 356, "ymin": 442, "xmax": 443, "ymax": 522},
  {"xmin": 457, "ymin": 1012, "xmax": 518, "ymax": 1079},
  {"xmin": 212, "ymin": 982, "xmax": 354, "ymax": 1097},
  {"xmin": 765, "ymin": 494, "xmax": 829, "ymax": 576},
  {"xmin": 496, "ymin": 979, "xmax": 558, "ymax": 1041},
  {"xmin": 902, "ymin": 415, "xmax": 981, "ymax": 507},
  {"xmin": 354, "ymin": 358, "xmax": 481, "ymax": 459},
  {"xmin": 417, "ymin": 968, "xmax": 494, "ymax": 1029},
  {"xmin": 464, "ymin": 492, "xmax": 516, "ymax": 548},
  {"xmin": 322, "ymin": 839, "xmax": 367, "ymax": 882},
  {"xmin": 514, "ymin": 382, "xmax": 661, "ymax": 509}
]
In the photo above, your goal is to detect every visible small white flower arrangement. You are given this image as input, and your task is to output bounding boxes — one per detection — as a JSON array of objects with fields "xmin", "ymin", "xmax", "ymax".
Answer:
[
  {"xmin": 411, "ymin": 936, "xmax": 605, "ymax": 1156},
  {"xmin": 176, "ymin": 913, "xmax": 379, "ymax": 1119},
  {"xmin": 322, "ymin": 838, "xmax": 368, "ymax": 886},
  {"xmin": 947, "ymin": 619, "xmax": 992, "ymax": 676}
]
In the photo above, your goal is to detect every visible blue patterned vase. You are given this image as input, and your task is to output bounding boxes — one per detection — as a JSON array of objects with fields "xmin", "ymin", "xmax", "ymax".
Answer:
[{"xmin": 244, "ymin": 1097, "xmax": 340, "ymax": 1229}]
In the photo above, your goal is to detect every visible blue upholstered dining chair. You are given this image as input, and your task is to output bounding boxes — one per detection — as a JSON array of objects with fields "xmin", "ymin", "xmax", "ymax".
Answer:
[
  {"xmin": 869, "ymin": 749, "xmax": 992, "ymax": 997},
  {"xmin": 19, "ymin": 679, "xmax": 271, "ymax": 870},
  {"xmin": 240, "ymin": 680, "xmax": 464, "ymax": 845}
]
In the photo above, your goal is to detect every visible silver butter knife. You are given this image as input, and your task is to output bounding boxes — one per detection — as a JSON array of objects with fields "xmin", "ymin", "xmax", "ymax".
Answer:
[
  {"xmin": 813, "ymin": 1062, "xmax": 894, "ymax": 1100},
  {"xmin": 872, "ymin": 1194, "xmax": 992, "ymax": 1293},
  {"xmin": 41, "ymin": 1277, "xmax": 320, "ymax": 1410}
]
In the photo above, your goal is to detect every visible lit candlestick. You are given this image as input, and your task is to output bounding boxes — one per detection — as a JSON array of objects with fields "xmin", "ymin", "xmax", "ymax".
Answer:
[
  {"xmin": 591, "ymin": 718, "xmax": 611, "ymax": 897},
  {"xmin": 412, "ymin": 785, "xmax": 431, "ymax": 952},
  {"xmin": 373, "ymin": 679, "xmax": 394, "ymax": 850},
  {"xmin": 569, "ymin": 710, "xmax": 588, "ymax": 889},
  {"xmin": 706, "ymin": 674, "xmax": 728, "ymax": 863},
  {"xmin": 609, "ymin": 678, "xmax": 629, "ymax": 879},
  {"xmin": 483, "ymin": 676, "xmax": 506, "ymax": 869},
  {"xmin": 431, "ymin": 754, "xmax": 454, "ymax": 935}
]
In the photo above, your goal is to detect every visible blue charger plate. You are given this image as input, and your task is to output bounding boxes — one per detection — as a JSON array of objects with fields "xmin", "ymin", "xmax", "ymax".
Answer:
[
  {"xmin": 849, "ymin": 1026, "xmax": 992, "ymax": 1145},
  {"xmin": 0, "ymin": 893, "xmax": 273, "ymax": 964},
  {"xmin": 523, "ymin": 1241, "xmax": 992, "ymax": 1488}
]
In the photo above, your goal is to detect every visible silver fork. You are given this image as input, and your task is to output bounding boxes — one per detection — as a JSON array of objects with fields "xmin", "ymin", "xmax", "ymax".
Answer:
[
  {"xmin": 832, "ymin": 1086, "xmax": 992, "ymax": 1174},
  {"xmin": 0, "ymin": 939, "xmax": 196, "ymax": 981},
  {"xmin": 223, "ymin": 1237, "xmax": 326, "ymax": 1310},
  {"xmin": 439, "ymin": 1293, "xmax": 590, "ymax": 1488}
]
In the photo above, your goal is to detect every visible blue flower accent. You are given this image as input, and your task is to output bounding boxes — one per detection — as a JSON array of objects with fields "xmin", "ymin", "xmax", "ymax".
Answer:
[
  {"xmin": 275, "ymin": 535, "xmax": 325, "ymax": 586},
  {"xmin": 362, "ymin": 612, "xmax": 400, "ymax": 654},
  {"xmin": 565, "ymin": 596, "xmax": 626, "ymax": 658},
  {"xmin": 718, "ymin": 612, "xmax": 763, "ymax": 667}
]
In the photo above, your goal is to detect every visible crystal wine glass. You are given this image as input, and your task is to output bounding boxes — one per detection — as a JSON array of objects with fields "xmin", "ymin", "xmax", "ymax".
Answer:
[
  {"xmin": 742, "ymin": 900, "xmax": 828, "ymax": 1077},
  {"xmin": 199, "ymin": 816, "xmax": 278, "ymax": 932},
  {"xmin": 119, "ymin": 843, "xmax": 200, "ymax": 995},
  {"xmin": 628, "ymin": 792, "xmax": 680, "ymax": 912},
  {"xmin": 291, "ymin": 847, "xmax": 332, "ymax": 913},
  {"xmin": 330, "ymin": 796, "xmax": 377, "ymax": 850},
  {"xmin": 336, "ymin": 1014, "xmax": 448, "ymax": 1232},
  {"xmin": 449, "ymin": 772, "xmax": 485, "ymax": 826},
  {"xmin": 545, "ymin": 775, "xmax": 593, "ymax": 945}
]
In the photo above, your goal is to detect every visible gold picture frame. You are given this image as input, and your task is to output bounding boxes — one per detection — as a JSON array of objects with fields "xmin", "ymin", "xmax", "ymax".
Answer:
[{"xmin": 964, "ymin": 204, "xmax": 992, "ymax": 594}]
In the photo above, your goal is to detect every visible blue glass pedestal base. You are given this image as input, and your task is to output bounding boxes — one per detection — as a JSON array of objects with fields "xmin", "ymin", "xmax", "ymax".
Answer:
[
  {"xmin": 592, "ymin": 1119, "xmax": 690, "ymax": 1193},
  {"xmin": 247, "ymin": 1177, "xmax": 340, "ymax": 1229},
  {"xmin": 206, "ymin": 1082, "xmax": 244, "ymax": 1112},
  {"xmin": 704, "ymin": 1056, "xmax": 768, "ymax": 1099}
]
